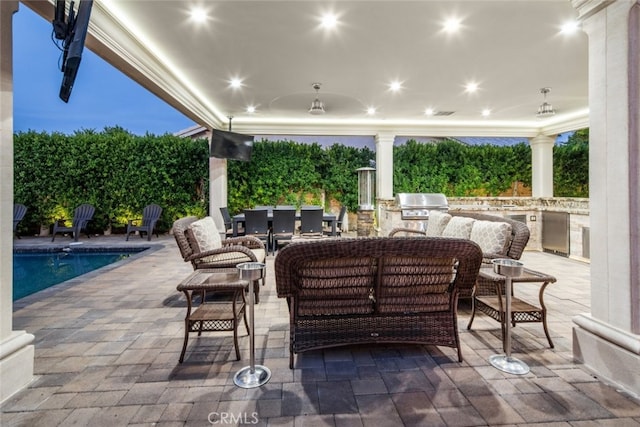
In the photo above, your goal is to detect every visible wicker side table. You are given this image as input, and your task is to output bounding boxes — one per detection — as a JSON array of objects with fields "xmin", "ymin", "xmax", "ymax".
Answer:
[
  {"xmin": 467, "ymin": 267, "xmax": 557, "ymax": 350},
  {"xmin": 177, "ymin": 269, "xmax": 249, "ymax": 363}
]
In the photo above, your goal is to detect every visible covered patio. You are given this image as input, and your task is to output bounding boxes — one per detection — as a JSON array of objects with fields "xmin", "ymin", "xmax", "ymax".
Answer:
[
  {"xmin": 2, "ymin": 234, "xmax": 640, "ymax": 425},
  {"xmin": 1, "ymin": 0, "xmax": 639, "ymax": 408}
]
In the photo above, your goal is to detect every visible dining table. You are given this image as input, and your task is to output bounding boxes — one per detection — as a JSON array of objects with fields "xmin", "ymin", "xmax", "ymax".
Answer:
[{"xmin": 232, "ymin": 210, "xmax": 337, "ymax": 237}]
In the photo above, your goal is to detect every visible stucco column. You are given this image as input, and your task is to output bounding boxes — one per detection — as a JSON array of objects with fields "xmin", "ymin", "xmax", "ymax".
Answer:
[
  {"xmin": 529, "ymin": 133, "xmax": 555, "ymax": 197},
  {"xmin": 209, "ymin": 156, "xmax": 227, "ymax": 232},
  {"xmin": 0, "ymin": 0, "xmax": 35, "ymax": 403},
  {"xmin": 374, "ymin": 133, "xmax": 394, "ymax": 200},
  {"xmin": 571, "ymin": 0, "xmax": 640, "ymax": 397}
]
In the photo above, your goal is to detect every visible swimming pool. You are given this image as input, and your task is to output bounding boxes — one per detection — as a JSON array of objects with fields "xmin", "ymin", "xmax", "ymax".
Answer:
[{"xmin": 13, "ymin": 247, "xmax": 149, "ymax": 301}]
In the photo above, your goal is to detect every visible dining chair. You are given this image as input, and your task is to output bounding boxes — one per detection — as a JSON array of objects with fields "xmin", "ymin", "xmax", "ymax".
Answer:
[
  {"xmin": 220, "ymin": 207, "xmax": 243, "ymax": 237},
  {"xmin": 254, "ymin": 205, "xmax": 274, "ymax": 214},
  {"xmin": 299, "ymin": 207, "xmax": 324, "ymax": 237},
  {"xmin": 243, "ymin": 208, "xmax": 271, "ymax": 251},
  {"xmin": 325, "ymin": 205, "xmax": 346, "ymax": 236},
  {"xmin": 271, "ymin": 208, "xmax": 296, "ymax": 255}
]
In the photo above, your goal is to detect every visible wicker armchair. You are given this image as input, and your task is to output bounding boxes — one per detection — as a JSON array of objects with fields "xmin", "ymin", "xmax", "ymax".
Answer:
[
  {"xmin": 173, "ymin": 216, "xmax": 267, "ymax": 302},
  {"xmin": 275, "ymin": 237, "xmax": 483, "ymax": 368},
  {"xmin": 390, "ymin": 211, "xmax": 530, "ymax": 298},
  {"xmin": 451, "ymin": 212, "xmax": 530, "ymax": 261}
]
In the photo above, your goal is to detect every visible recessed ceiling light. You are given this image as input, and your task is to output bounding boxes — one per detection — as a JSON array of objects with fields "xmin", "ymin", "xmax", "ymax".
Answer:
[
  {"xmin": 246, "ymin": 105, "xmax": 256, "ymax": 113},
  {"xmin": 229, "ymin": 78, "xmax": 243, "ymax": 89},
  {"xmin": 482, "ymin": 108, "xmax": 491, "ymax": 117},
  {"xmin": 389, "ymin": 81, "xmax": 402, "ymax": 92},
  {"xmin": 367, "ymin": 107, "xmax": 376, "ymax": 115},
  {"xmin": 560, "ymin": 20, "xmax": 580, "ymax": 34},
  {"xmin": 189, "ymin": 7, "xmax": 208, "ymax": 23},
  {"xmin": 443, "ymin": 17, "xmax": 462, "ymax": 33},
  {"xmin": 465, "ymin": 82, "xmax": 479, "ymax": 93},
  {"xmin": 321, "ymin": 13, "xmax": 338, "ymax": 29},
  {"xmin": 424, "ymin": 108, "xmax": 435, "ymax": 116}
]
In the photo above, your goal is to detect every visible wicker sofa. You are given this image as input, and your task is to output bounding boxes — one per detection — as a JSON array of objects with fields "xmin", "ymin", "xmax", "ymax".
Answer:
[
  {"xmin": 275, "ymin": 237, "xmax": 483, "ymax": 368},
  {"xmin": 390, "ymin": 211, "xmax": 530, "ymax": 298}
]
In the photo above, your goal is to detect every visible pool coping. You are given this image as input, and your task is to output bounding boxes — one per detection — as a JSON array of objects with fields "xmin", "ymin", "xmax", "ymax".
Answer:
[
  {"xmin": 12, "ymin": 244, "xmax": 164, "ymax": 309},
  {"xmin": 13, "ymin": 245, "xmax": 153, "ymax": 253}
]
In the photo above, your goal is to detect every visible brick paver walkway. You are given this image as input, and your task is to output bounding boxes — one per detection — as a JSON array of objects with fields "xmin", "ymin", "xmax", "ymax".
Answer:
[{"xmin": 3, "ymin": 234, "xmax": 640, "ymax": 426}]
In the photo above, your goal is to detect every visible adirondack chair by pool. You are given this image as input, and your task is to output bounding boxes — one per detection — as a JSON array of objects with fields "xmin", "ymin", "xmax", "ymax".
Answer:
[
  {"xmin": 51, "ymin": 204, "xmax": 95, "ymax": 242},
  {"xmin": 126, "ymin": 204, "xmax": 162, "ymax": 241},
  {"xmin": 13, "ymin": 204, "xmax": 27, "ymax": 239}
]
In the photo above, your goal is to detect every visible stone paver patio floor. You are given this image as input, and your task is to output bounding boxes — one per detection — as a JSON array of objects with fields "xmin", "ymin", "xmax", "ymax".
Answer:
[{"xmin": 2, "ymin": 234, "xmax": 640, "ymax": 426}]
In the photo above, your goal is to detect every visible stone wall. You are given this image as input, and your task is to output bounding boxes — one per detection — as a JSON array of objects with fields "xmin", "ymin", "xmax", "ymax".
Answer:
[{"xmin": 356, "ymin": 210, "xmax": 376, "ymax": 237}]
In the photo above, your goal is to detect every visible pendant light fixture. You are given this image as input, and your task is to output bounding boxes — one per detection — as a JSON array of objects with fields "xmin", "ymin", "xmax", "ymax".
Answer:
[
  {"xmin": 537, "ymin": 87, "xmax": 556, "ymax": 117},
  {"xmin": 309, "ymin": 83, "xmax": 326, "ymax": 115}
]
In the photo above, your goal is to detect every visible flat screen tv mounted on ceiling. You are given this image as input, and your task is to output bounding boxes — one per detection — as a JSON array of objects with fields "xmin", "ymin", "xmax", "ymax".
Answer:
[
  {"xmin": 52, "ymin": 0, "xmax": 94, "ymax": 103},
  {"xmin": 210, "ymin": 130, "xmax": 254, "ymax": 162}
]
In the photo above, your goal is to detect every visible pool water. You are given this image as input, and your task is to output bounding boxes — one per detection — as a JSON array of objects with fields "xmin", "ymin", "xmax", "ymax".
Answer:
[{"xmin": 13, "ymin": 249, "xmax": 146, "ymax": 301}]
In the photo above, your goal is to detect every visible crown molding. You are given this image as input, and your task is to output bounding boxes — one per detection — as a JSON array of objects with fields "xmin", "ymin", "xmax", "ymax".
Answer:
[
  {"xmin": 228, "ymin": 110, "xmax": 589, "ymax": 138},
  {"xmin": 571, "ymin": 0, "xmax": 617, "ymax": 20}
]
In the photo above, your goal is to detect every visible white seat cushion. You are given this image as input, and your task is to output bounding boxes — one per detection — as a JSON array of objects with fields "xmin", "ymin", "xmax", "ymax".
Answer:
[
  {"xmin": 198, "ymin": 248, "xmax": 266, "ymax": 266},
  {"xmin": 470, "ymin": 220, "xmax": 512, "ymax": 255},
  {"xmin": 187, "ymin": 217, "xmax": 222, "ymax": 253},
  {"xmin": 426, "ymin": 211, "xmax": 452, "ymax": 237},
  {"xmin": 442, "ymin": 216, "xmax": 475, "ymax": 239}
]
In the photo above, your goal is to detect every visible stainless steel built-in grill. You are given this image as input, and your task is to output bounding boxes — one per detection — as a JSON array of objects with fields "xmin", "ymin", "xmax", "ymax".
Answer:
[{"xmin": 396, "ymin": 193, "xmax": 449, "ymax": 220}]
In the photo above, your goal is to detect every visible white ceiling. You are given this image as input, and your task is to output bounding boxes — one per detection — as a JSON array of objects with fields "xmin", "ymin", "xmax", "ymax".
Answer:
[{"xmin": 24, "ymin": 0, "xmax": 589, "ymax": 137}]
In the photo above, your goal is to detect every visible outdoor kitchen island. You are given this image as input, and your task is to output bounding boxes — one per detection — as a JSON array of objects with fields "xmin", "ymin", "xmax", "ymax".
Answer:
[{"xmin": 377, "ymin": 196, "xmax": 589, "ymax": 260}]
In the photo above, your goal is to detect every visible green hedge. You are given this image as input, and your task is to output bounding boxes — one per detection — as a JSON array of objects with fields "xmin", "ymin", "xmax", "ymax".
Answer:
[
  {"xmin": 226, "ymin": 140, "xmax": 375, "ymax": 214},
  {"xmin": 394, "ymin": 140, "xmax": 533, "ymax": 196},
  {"xmin": 13, "ymin": 130, "xmax": 588, "ymax": 235},
  {"xmin": 554, "ymin": 129, "xmax": 589, "ymax": 197},
  {"xmin": 14, "ymin": 127, "xmax": 209, "ymax": 235}
]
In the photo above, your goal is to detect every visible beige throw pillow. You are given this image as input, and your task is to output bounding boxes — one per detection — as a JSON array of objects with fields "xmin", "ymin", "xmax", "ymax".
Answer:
[
  {"xmin": 188, "ymin": 217, "xmax": 222, "ymax": 253},
  {"xmin": 426, "ymin": 211, "xmax": 452, "ymax": 237},
  {"xmin": 470, "ymin": 220, "xmax": 512, "ymax": 255},
  {"xmin": 442, "ymin": 216, "xmax": 475, "ymax": 239}
]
